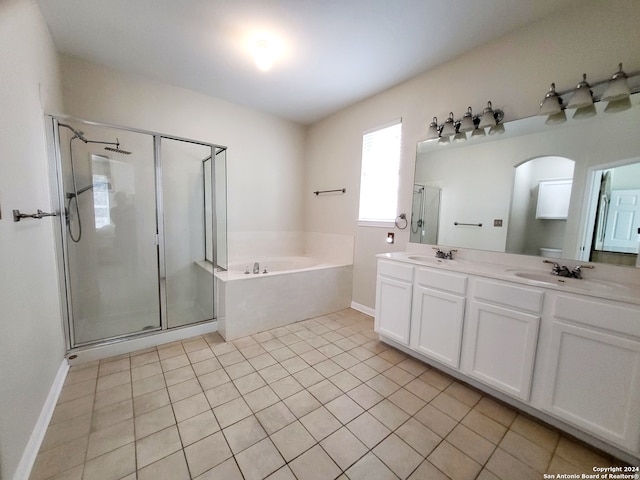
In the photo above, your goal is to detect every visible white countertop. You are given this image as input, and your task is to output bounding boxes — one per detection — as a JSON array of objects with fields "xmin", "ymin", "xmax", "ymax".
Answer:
[{"xmin": 378, "ymin": 251, "xmax": 640, "ymax": 306}]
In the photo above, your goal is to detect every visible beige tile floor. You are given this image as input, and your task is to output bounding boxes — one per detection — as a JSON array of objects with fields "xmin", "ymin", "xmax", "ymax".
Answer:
[{"xmin": 30, "ymin": 309, "xmax": 630, "ymax": 480}]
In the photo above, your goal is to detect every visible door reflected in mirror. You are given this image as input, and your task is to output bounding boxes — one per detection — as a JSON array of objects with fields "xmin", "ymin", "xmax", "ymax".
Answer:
[
  {"xmin": 412, "ymin": 93, "xmax": 640, "ymax": 267},
  {"xmin": 585, "ymin": 162, "xmax": 640, "ymax": 267}
]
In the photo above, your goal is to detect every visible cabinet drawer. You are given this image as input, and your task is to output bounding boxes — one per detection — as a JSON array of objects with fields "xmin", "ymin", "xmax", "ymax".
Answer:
[
  {"xmin": 378, "ymin": 260, "xmax": 414, "ymax": 282},
  {"xmin": 416, "ymin": 267, "xmax": 467, "ymax": 295},
  {"xmin": 473, "ymin": 279, "xmax": 544, "ymax": 313},
  {"xmin": 554, "ymin": 295, "xmax": 640, "ymax": 338}
]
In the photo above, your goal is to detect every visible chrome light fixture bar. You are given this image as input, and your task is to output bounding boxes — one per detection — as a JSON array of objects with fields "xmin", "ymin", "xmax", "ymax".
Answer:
[
  {"xmin": 424, "ymin": 102, "xmax": 505, "ymax": 143},
  {"xmin": 538, "ymin": 63, "xmax": 640, "ymax": 124}
]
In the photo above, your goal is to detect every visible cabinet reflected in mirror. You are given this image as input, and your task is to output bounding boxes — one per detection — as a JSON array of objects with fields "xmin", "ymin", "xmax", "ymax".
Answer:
[{"xmin": 412, "ymin": 93, "xmax": 640, "ymax": 267}]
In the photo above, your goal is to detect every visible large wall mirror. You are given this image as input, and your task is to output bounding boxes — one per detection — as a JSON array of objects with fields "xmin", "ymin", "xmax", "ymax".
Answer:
[{"xmin": 412, "ymin": 93, "xmax": 640, "ymax": 268}]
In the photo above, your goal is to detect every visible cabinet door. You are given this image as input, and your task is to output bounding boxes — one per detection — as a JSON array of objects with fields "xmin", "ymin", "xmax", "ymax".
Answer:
[
  {"xmin": 536, "ymin": 179, "xmax": 572, "ymax": 219},
  {"xmin": 410, "ymin": 285, "xmax": 465, "ymax": 368},
  {"xmin": 542, "ymin": 321, "xmax": 640, "ymax": 453},
  {"xmin": 375, "ymin": 276, "xmax": 412, "ymax": 345},
  {"xmin": 463, "ymin": 301, "xmax": 540, "ymax": 401}
]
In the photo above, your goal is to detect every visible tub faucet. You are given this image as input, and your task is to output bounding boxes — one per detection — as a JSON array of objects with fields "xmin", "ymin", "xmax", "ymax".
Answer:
[{"xmin": 253, "ymin": 262, "xmax": 260, "ymax": 274}]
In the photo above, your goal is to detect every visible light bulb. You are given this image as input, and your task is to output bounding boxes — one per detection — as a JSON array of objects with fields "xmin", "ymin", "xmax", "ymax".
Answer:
[{"xmin": 254, "ymin": 39, "xmax": 273, "ymax": 71}]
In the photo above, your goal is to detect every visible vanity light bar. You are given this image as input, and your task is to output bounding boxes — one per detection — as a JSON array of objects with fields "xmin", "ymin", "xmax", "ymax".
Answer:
[
  {"xmin": 538, "ymin": 63, "xmax": 640, "ymax": 123},
  {"xmin": 424, "ymin": 101, "xmax": 505, "ymax": 144}
]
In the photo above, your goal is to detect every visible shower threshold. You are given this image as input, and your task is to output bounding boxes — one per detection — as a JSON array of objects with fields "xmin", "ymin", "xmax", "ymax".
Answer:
[{"xmin": 66, "ymin": 319, "xmax": 217, "ymax": 366}]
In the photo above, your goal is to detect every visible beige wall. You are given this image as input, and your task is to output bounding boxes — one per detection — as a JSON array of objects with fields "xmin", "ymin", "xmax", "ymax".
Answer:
[
  {"xmin": 303, "ymin": 0, "xmax": 640, "ymax": 309},
  {"xmin": 60, "ymin": 56, "xmax": 307, "ymax": 237},
  {"xmin": 3, "ymin": 3, "xmax": 640, "ymax": 475},
  {"xmin": 0, "ymin": 0, "xmax": 65, "ymax": 478}
]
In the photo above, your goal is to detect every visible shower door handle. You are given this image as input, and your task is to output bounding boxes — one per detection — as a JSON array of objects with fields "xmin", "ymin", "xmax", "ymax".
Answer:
[{"xmin": 154, "ymin": 234, "xmax": 159, "ymax": 246}]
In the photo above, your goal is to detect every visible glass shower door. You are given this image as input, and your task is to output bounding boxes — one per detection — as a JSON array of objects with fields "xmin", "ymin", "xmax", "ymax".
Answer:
[
  {"xmin": 58, "ymin": 121, "xmax": 161, "ymax": 345},
  {"xmin": 160, "ymin": 138, "xmax": 215, "ymax": 328}
]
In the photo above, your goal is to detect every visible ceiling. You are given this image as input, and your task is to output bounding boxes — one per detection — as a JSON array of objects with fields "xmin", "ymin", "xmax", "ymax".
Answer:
[{"xmin": 37, "ymin": 0, "xmax": 579, "ymax": 125}]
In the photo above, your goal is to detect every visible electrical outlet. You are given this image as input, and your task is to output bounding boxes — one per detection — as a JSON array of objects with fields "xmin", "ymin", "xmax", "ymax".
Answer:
[
  {"xmin": 494, "ymin": 219, "xmax": 503, "ymax": 227},
  {"xmin": 387, "ymin": 232, "xmax": 395, "ymax": 244}
]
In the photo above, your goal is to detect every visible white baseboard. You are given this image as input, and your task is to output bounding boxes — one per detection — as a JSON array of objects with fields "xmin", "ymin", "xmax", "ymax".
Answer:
[
  {"xmin": 350, "ymin": 301, "xmax": 375, "ymax": 317},
  {"xmin": 13, "ymin": 359, "xmax": 69, "ymax": 480}
]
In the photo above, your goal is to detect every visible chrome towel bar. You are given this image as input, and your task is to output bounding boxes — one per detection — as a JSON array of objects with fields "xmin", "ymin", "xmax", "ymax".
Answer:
[
  {"xmin": 313, "ymin": 188, "xmax": 346, "ymax": 196},
  {"xmin": 13, "ymin": 209, "xmax": 58, "ymax": 222},
  {"xmin": 454, "ymin": 221, "xmax": 482, "ymax": 227}
]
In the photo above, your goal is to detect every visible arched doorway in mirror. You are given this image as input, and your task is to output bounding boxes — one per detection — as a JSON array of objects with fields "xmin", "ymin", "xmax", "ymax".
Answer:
[{"xmin": 506, "ymin": 156, "xmax": 575, "ymax": 257}]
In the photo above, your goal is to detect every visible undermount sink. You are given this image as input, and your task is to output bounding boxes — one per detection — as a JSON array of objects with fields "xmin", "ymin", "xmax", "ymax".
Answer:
[
  {"xmin": 512, "ymin": 271, "xmax": 559, "ymax": 285},
  {"xmin": 509, "ymin": 270, "xmax": 628, "ymax": 293}
]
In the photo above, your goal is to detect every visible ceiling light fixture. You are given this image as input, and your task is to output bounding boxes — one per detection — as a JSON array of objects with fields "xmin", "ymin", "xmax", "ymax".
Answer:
[
  {"xmin": 424, "ymin": 102, "xmax": 504, "ymax": 143},
  {"xmin": 425, "ymin": 117, "xmax": 440, "ymax": 141},
  {"xmin": 602, "ymin": 63, "xmax": 631, "ymax": 102},
  {"xmin": 440, "ymin": 113, "xmax": 457, "ymax": 137},
  {"xmin": 539, "ymin": 83, "xmax": 563, "ymax": 116},
  {"xmin": 538, "ymin": 63, "xmax": 639, "ymax": 124},
  {"xmin": 458, "ymin": 107, "xmax": 475, "ymax": 133},
  {"xmin": 470, "ymin": 124, "xmax": 486, "ymax": 138},
  {"xmin": 453, "ymin": 129, "xmax": 467, "ymax": 143},
  {"xmin": 566, "ymin": 74, "xmax": 593, "ymax": 110},
  {"xmin": 254, "ymin": 39, "xmax": 273, "ymax": 71},
  {"xmin": 488, "ymin": 123, "xmax": 506, "ymax": 136},
  {"xmin": 478, "ymin": 101, "xmax": 499, "ymax": 128}
]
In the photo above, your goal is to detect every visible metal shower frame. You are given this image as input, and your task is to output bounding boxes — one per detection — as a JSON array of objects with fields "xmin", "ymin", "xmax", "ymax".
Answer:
[{"xmin": 47, "ymin": 115, "xmax": 228, "ymax": 352}]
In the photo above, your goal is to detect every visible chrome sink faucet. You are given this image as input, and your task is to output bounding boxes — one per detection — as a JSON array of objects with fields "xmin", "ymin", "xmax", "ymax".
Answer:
[
  {"xmin": 543, "ymin": 260, "xmax": 594, "ymax": 279},
  {"xmin": 433, "ymin": 248, "xmax": 457, "ymax": 260},
  {"xmin": 569, "ymin": 265, "xmax": 594, "ymax": 279},
  {"xmin": 434, "ymin": 249, "xmax": 447, "ymax": 259}
]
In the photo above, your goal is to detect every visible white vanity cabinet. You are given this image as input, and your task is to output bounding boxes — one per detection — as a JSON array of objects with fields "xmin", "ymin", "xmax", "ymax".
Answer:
[
  {"xmin": 374, "ymin": 254, "xmax": 640, "ymax": 461},
  {"xmin": 540, "ymin": 293, "xmax": 640, "ymax": 453},
  {"xmin": 374, "ymin": 260, "xmax": 414, "ymax": 345},
  {"xmin": 461, "ymin": 279, "xmax": 544, "ymax": 401},
  {"xmin": 410, "ymin": 268, "xmax": 467, "ymax": 368}
]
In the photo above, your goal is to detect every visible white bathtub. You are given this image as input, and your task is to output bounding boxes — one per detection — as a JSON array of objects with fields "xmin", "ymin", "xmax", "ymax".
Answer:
[
  {"xmin": 214, "ymin": 255, "xmax": 352, "ymax": 340},
  {"xmin": 227, "ymin": 256, "xmax": 327, "ymax": 275}
]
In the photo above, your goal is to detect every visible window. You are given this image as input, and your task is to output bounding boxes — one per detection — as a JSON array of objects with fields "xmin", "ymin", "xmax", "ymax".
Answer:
[
  {"xmin": 92, "ymin": 174, "xmax": 111, "ymax": 229},
  {"xmin": 358, "ymin": 120, "xmax": 402, "ymax": 225}
]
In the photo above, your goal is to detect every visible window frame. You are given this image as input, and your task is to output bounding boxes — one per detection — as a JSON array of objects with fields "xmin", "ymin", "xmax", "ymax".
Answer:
[{"xmin": 357, "ymin": 118, "xmax": 402, "ymax": 227}]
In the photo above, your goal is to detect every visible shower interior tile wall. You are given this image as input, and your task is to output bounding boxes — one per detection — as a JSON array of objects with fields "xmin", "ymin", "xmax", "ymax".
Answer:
[{"xmin": 30, "ymin": 309, "xmax": 628, "ymax": 480}]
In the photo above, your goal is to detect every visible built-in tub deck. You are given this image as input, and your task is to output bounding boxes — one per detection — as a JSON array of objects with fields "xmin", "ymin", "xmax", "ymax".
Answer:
[{"xmin": 208, "ymin": 256, "xmax": 353, "ymax": 340}]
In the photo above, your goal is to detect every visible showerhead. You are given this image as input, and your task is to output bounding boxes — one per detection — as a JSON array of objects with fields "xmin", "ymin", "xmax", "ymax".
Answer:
[
  {"xmin": 104, "ymin": 139, "xmax": 131, "ymax": 155},
  {"xmin": 105, "ymin": 146, "xmax": 131, "ymax": 155}
]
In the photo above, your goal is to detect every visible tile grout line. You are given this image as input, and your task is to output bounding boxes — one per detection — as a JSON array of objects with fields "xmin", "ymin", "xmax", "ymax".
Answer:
[{"xmin": 37, "ymin": 310, "xmax": 627, "ymax": 480}]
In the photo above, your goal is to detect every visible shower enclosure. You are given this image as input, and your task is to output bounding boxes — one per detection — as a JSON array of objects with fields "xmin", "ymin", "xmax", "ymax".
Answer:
[
  {"xmin": 410, "ymin": 184, "xmax": 440, "ymax": 244},
  {"xmin": 50, "ymin": 117, "xmax": 227, "ymax": 349}
]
